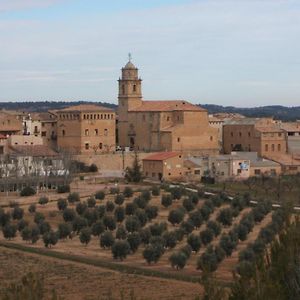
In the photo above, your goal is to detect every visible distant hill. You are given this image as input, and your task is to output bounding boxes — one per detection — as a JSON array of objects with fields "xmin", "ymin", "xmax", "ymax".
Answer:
[
  {"xmin": 0, "ymin": 101, "xmax": 299, "ymax": 121},
  {"xmin": 200, "ymin": 104, "xmax": 300, "ymax": 121},
  {"xmin": 0, "ymin": 101, "xmax": 117, "ymax": 112}
]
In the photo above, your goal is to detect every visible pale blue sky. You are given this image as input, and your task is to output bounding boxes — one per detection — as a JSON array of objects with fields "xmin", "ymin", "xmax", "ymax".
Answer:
[{"xmin": 0, "ymin": 0, "xmax": 300, "ymax": 106}]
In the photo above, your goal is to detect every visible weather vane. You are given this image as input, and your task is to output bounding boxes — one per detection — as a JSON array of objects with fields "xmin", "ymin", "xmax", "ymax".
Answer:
[{"xmin": 128, "ymin": 52, "xmax": 132, "ymax": 62}]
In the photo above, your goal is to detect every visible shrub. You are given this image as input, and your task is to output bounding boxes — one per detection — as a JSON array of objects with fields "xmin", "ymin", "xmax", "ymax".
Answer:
[
  {"xmin": 212, "ymin": 195, "xmax": 223, "ymax": 207},
  {"xmin": 103, "ymin": 215, "xmax": 117, "ymax": 231},
  {"xmin": 123, "ymin": 187, "xmax": 133, "ymax": 198},
  {"xmin": 182, "ymin": 197, "xmax": 195, "ymax": 212},
  {"xmin": 112, "ymin": 240, "xmax": 130, "ymax": 260},
  {"xmin": 87, "ymin": 197, "xmax": 96, "ymax": 208},
  {"xmin": 189, "ymin": 210, "xmax": 203, "ymax": 228},
  {"xmin": 145, "ymin": 205, "xmax": 158, "ymax": 221},
  {"xmin": 62, "ymin": 208, "xmax": 76, "ymax": 222},
  {"xmin": 187, "ymin": 233, "xmax": 201, "ymax": 252},
  {"xmin": 170, "ymin": 187, "xmax": 183, "ymax": 200},
  {"xmin": 151, "ymin": 186, "xmax": 160, "ymax": 196},
  {"xmin": 217, "ymin": 208, "xmax": 233, "ymax": 226},
  {"xmin": 232, "ymin": 196, "xmax": 246, "ymax": 211},
  {"xmin": 125, "ymin": 216, "xmax": 141, "ymax": 233},
  {"xmin": 237, "ymin": 224, "xmax": 249, "ymax": 241},
  {"xmin": 11, "ymin": 206, "xmax": 24, "ymax": 220},
  {"xmin": 200, "ymin": 228, "xmax": 214, "ymax": 245},
  {"xmin": 28, "ymin": 204, "xmax": 36, "ymax": 214},
  {"xmin": 110, "ymin": 187, "xmax": 120, "ymax": 195},
  {"xmin": 95, "ymin": 190, "xmax": 105, "ymax": 200},
  {"xmin": 43, "ymin": 230, "xmax": 58, "ymax": 248},
  {"xmin": 189, "ymin": 193, "xmax": 199, "ymax": 205},
  {"xmin": 168, "ymin": 209, "xmax": 184, "ymax": 225},
  {"xmin": 57, "ymin": 185, "xmax": 70, "ymax": 194},
  {"xmin": 125, "ymin": 203, "xmax": 137, "ymax": 215},
  {"xmin": 114, "ymin": 206, "xmax": 125, "ymax": 223},
  {"xmin": 38, "ymin": 196, "xmax": 49, "ymax": 206},
  {"xmin": 236, "ymin": 260, "xmax": 256, "ymax": 278},
  {"xmin": 106, "ymin": 201, "xmax": 115, "ymax": 212},
  {"xmin": 67, "ymin": 192, "xmax": 80, "ymax": 203},
  {"xmin": 214, "ymin": 245, "xmax": 226, "ymax": 263},
  {"xmin": 34, "ymin": 212, "xmax": 45, "ymax": 224},
  {"xmin": 116, "ymin": 225, "xmax": 127, "ymax": 240},
  {"xmin": 161, "ymin": 194, "xmax": 173, "ymax": 208},
  {"xmin": 91, "ymin": 220, "xmax": 105, "ymax": 236},
  {"xmin": 100, "ymin": 231, "xmax": 115, "ymax": 248},
  {"xmin": 0, "ymin": 209, "xmax": 11, "ymax": 227},
  {"xmin": 58, "ymin": 223, "xmax": 72, "ymax": 239},
  {"xmin": 127, "ymin": 232, "xmax": 141, "ymax": 253},
  {"xmin": 206, "ymin": 220, "xmax": 221, "ymax": 237},
  {"xmin": 162, "ymin": 231, "xmax": 177, "ymax": 249},
  {"xmin": 114, "ymin": 194, "xmax": 125, "ymax": 206},
  {"xmin": 239, "ymin": 247, "xmax": 256, "ymax": 262},
  {"xmin": 76, "ymin": 202, "xmax": 87, "ymax": 215},
  {"xmin": 2, "ymin": 224, "xmax": 17, "ymax": 240},
  {"xmin": 141, "ymin": 190, "xmax": 151, "ymax": 202},
  {"xmin": 169, "ymin": 252, "xmax": 188, "ymax": 270},
  {"xmin": 57, "ymin": 198, "xmax": 68, "ymax": 211},
  {"xmin": 133, "ymin": 196, "xmax": 147, "ymax": 209},
  {"xmin": 200, "ymin": 205, "xmax": 212, "ymax": 221},
  {"xmin": 79, "ymin": 227, "xmax": 92, "ymax": 245},
  {"xmin": 20, "ymin": 186, "xmax": 36, "ymax": 197},
  {"xmin": 89, "ymin": 163, "xmax": 98, "ymax": 172}
]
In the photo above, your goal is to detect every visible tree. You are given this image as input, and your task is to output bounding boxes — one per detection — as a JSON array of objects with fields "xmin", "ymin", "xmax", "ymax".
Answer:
[
  {"xmin": 214, "ymin": 245, "xmax": 226, "ymax": 263},
  {"xmin": 168, "ymin": 209, "xmax": 184, "ymax": 225},
  {"xmin": 123, "ymin": 186, "xmax": 133, "ymax": 198},
  {"xmin": 110, "ymin": 187, "xmax": 120, "ymax": 195},
  {"xmin": 11, "ymin": 206, "xmax": 24, "ymax": 220},
  {"xmin": 62, "ymin": 208, "xmax": 76, "ymax": 222},
  {"xmin": 183, "ymin": 197, "xmax": 195, "ymax": 212},
  {"xmin": 219, "ymin": 234, "xmax": 236, "ymax": 256},
  {"xmin": 58, "ymin": 222, "xmax": 72, "ymax": 239},
  {"xmin": 197, "ymin": 246, "xmax": 218, "ymax": 272},
  {"xmin": 134, "ymin": 209, "xmax": 148, "ymax": 227},
  {"xmin": 145, "ymin": 205, "xmax": 158, "ymax": 221},
  {"xmin": 125, "ymin": 152, "xmax": 142, "ymax": 183},
  {"xmin": 170, "ymin": 187, "xmax": 183, "ymax": 200},
  {"xmin": 133, "ymin": 196, "xmax": 147, "ymax": 209},
  {"xmin": 141, "ymin": 190, "xmax": 151, "ymax": 202},
  {"xmin": 187, "ymin": 233, "xmax": 201, "ymax": 252},
  {"xmin": 106, "ymin": 201, "xmax": 115, "ymax": 212},
  {"xmin": 112, "ymin": 240, "xmax": 131, "ymax": 260},
  {"xmin": 207, "ymin": 220, "xmax": 221, "ymax": 237},
  {"xmin": 239, "ymin": 247, "xmax": 255, "ymax": 262},
  {"xmin": 38, "ymin": 221, "xmax": 51, "ymax": 235},
  {"xmin": 217, "ymin": 208, "xmax": 233, "ymax": 226},
  {"xmin": 162, "ymin": 231, "xmax": 177, "ymax": 249},
  {"xmin": 212, "ymin": 195, "xmax": 223, "ymax": 207},
  {"xmin": 30, "ymin": 225, "xmax": 40, "ymax": 244},
  {"xmin": 17, "ymin": 219, "xmax": 28, "ymax": 232},
  {"xmin": 0, "ymin": 209, "xmax": 11, "ymax": 227},
  {"xmin": 72, "ymin": 216, "xmax": 88, "ymax": 233},
  {"xmin": 114, "ymin": 206, "xmax": 125, "ymax": 223},
  {"xmin": 91, "ymin": 220, "xmax": 105, "ymax": 236},
  {"xmin": 139, "ymin": 227, "xmax": 152, "ymax": 244},
  {"xmin": 34, "ymin": 212, "xmax": 45, "ymax": 224},
  {"xmin": 87, "ymin": 197, "xmax": 96, "ymax": 208},
  {"xmin": 169, "ymin": 252, "xmax": 188, "ymax": 270},
  {"xmin": 43, "ymin": 230, "xmax": 58, "ymax": 248},
  {"xmin": 114, "ymin": 194, "xmax": 125, "ymax": 206},
  {"xmin": 38, "ymin": 196, "xmax": 49, "ymax": 206},
  {"xmin": 89, "ymin": 163, "xmax": 98, "ymax": 172},
  {"xmin": 20, "ymin": 186, "xmax": 36, "ymax": 197},
  {"xmin": 200, "ymin": 205, "xmax": 212, "ymax": 221},
  {"xmin": 180, "ymin": 244, "xmax": 192, "ymax": 259},
  {"xmin": 57, "ymin": 184, "xmax": 70, "ymax": 193},
  {"xmin": 125, "ymin": 202, "xmax": 137, "ymax": 215},
  {"xmin": 67, "ymin": 192, "xmax": 80, "ymax": 204},
  {"xmin": 28, "ymin": 204, "xmax": 36, "ymax": 214},
  {"xmin": 237, "ymin": 224, "xmax": 249, "ymax": 241},
  {"xmin": 149, "ymin": 222, "xmax": 167, "ymax": 236},
  {"xmin": 2, "ymin": 224, "xmax": 17, "ymax": 240},
  {"xmin": 83, "ymin": 208, "xmax": 98, "ymax": 226},
  {"xmin": 189, "ymin": 193, "xmax": 199, "ymax": 205},
  {"xmin": 125, "ymin": 216, "xmax": 141, "ymax": 233},
  {"xmin": 100, "ymin": 231, "xmax": 115, "ymax": 249},
  {"xmin": 103, "ymin": 215, "xmax": 116, "ymax": 231},
  {"xmin": 180, "ymin": 219, "xmax": 195, "ymax": 234},
  {"xmin": 161, "ymin": 194, "xmax": 173, "ymax": 208},
  {"xmin": 151, "ymin": 186, "xmax": 160, "ymax": 196},
  {"xmin": 79, "ymin": 227, "xmax": 92, "ymax": 245},
  {"xmin": 95, "ymin": 190, "xmax": 105, "ymax": 200},
  {"xmin": 21, "ymin": 226, "xmax": 31, "ymax": 242},
  {"xmin": 143, "ymin": 244, "xmax": 163, "ymax": 264},
  {"xmin": 116, "ymin": 225, "xmax": 127, "ymax": 240},
  {"xmin": 200, "ymin": 228, "xmax": 215, "ymax": 245},
  {"xmin": 189, "ymin": 210, "xmax": 203, "ymax": 228},
  {"xmin": 57, "ymin": 198, "xmax": 68, "ymax": 211},
  {"xmin": 97, "ymin": 205, "xmax": 106, "ymax": 218},
  {"xmin": 174, "ymin": 228, "xmax": 185, "ymax": 241},
  {"xmin": 127, "ymin": 232, "xmax": 141, "ymax": 253}
]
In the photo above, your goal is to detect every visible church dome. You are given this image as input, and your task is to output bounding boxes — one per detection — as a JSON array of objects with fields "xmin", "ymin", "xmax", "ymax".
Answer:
[{"xmin": 124, "ymin": 61, "xmax": 136, "ymax": 69}]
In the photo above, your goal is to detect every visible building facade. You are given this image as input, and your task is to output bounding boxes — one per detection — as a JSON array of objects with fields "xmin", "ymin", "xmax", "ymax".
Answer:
[
  {"xmin": 56, "ymin": 104, "xmax": 116, "ymax": 154},
  {"xmin": 117, "ymin": 60, "xmax": 219, "ymax": 155}
]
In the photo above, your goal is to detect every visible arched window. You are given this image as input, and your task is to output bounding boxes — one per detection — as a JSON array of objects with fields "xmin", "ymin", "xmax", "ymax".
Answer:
[
  {"xmin": 122, "ymin": 84, "xmax": 125, "ymax": 94},
  {"xmin": 133, "ymin": 84, "xmax": 136, "ymax": 92},
  {"xmin": 83, "ymin": 114, "xmax": 86, "ymax": 119},
  {"xmin": 62, "ymin": 130, "xmax": 65, "ymax": 136}
]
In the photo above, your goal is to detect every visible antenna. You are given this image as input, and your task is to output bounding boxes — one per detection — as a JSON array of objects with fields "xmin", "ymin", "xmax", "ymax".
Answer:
[{"xmin": 128, "ymin": 52, "xmax": 132, "ymax": 62}]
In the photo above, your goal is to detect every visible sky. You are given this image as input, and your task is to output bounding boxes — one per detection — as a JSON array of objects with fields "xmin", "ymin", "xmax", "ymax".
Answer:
[{"xmin": 0, "ymin": 0, "xmax": 300, "ymax": 107}]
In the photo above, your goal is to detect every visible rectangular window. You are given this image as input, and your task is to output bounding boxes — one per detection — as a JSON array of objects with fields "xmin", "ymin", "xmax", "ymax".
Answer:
[
  {"xmin": 41, "ymin": 131, "xmax": 46, "ymax": 137},
  {"xmin": 277, "ymin": 144, "xmax": 281, "ymax": 151},
  {"xmin": 265, "ymin": 144, "xmax": 268, "ymax": 152},
  {"xmin": 95, "ymin": 129, "xmax": 98, "ymax": 136},
  {"xmin": 104, "ymin": 129, "xmax": 108, "ymax": 136},
  {"xmin": 85, "ymin": 129, "xmax": 89, "ymax": 136},
  {"xmin": 85, "ymin": 143, "xmax": 89, "ymax": 150},
  {"xmin": 194, "ymin": 170, "xmax": 200, "ymax": 175},
  {"xmin": 254, "ymin": 169, "xmax": 261, "ymax": 175}
]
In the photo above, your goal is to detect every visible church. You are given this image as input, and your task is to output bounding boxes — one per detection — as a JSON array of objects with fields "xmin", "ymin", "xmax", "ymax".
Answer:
[{"xmin": 117, "ymin": 58, "xmax": 219, "ymax": 155}]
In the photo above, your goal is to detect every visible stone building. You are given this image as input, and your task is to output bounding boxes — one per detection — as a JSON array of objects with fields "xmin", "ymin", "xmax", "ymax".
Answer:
[
  {"xmin": 281, "ymin": 122, "xmax": 300, "ymax": 155},
  {"xmin": 56, "ymin": 104, "xmax": 116, "ymax": 154},
  {"xmin": 0, "ymin": 110, "xmax": 22, "ymax": 137},
  {"xmin": 117, "ymin": 59, "xmax": 219, "ymax": 155},
  {"xmin": 223, "ymin": 118, "xmax": 287, "ymax": 158}
]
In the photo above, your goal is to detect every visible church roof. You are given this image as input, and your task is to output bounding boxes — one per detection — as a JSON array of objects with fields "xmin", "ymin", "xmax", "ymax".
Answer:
[
  {"xmin": 143, "ymin": 152, "xmax": 181, "ymax": 161},
  {"xmin": 129, "ymin": 101, "xmax": 205, "ymax": 112},
  {"xmin": 57, "ymin": 104, "xmax": 114, "ymax": 113},
  {"xmin": 123, "ymin": 61, "xmax": 137, "ymax": 69}
]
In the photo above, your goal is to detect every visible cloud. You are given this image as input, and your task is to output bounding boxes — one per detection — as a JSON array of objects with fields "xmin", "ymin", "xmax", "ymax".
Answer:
[{"xmin": 0, "ymin": 0, "xmax": 64, "ymax": 13}]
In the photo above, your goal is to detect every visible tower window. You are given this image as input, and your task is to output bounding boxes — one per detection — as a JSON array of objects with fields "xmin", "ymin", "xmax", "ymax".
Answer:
[
  {"xmin": 85, "ymin": 143, "xmax": 89, "ymax": 150},
  {"xmin": 122, "ymin": 84, "xmax": 125, "ymax": 94},
  {"xmin": 177, "ymin": 137, "xmax": 180, "ymax": 142},
  {"xmin": 95, "ymin": 129, "xmax": 98, "ymax": 136},
  {"xmin": 62, "ymin": 130, "xmax": 65, "ymax": 136},
  {"xmin": 99, "ymin": 143, "xmax": 103, "ymax": 149},
  {"xmin": 85, "ymin": 129, "xmax": 89, "ymax": 136},
  {"xmin": 133, "ymin": 84, "xmax": 136, "ymax": 92}
]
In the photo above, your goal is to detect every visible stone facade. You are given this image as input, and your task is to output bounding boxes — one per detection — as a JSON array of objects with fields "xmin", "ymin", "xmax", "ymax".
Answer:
[
  {"xmin": 57, "ymin": 104, "xmax": 116, "ymax": 154},
  {"xmin": 117, "ymin": 60, "xmax": 219, "ymax": 155}
]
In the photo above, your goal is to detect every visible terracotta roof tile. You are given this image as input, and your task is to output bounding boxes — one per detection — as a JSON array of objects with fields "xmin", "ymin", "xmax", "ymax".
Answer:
[
  {"xmin": 143, "ymin": 152, "xmax": 181, "ymax": 161},
  {"xmin": 10, "ymin": 145, "xmax": 59, "ymax": 157},
  {"xmin": 58, "ymin": 104, "xmax": 114, "ymax": 112},
  {"xmin": 129, "ymin": 101, "xmax": 205, "ymax": 112}
]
